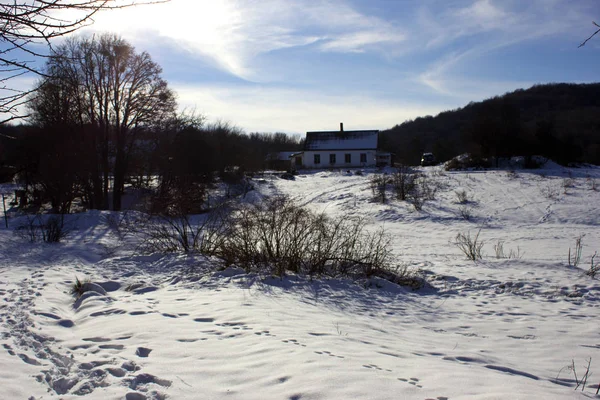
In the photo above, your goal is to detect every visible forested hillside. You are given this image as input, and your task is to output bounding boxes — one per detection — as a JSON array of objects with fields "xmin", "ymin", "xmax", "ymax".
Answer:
[{"xmin": 380, "ymin": 83, "xmax": 600, "ymax": 166}]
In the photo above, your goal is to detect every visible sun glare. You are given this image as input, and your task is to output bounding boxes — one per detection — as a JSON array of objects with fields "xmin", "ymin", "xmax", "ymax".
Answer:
[{"xmin": 87, "ymin": 0, "xmax": 247, "ymax": 75}]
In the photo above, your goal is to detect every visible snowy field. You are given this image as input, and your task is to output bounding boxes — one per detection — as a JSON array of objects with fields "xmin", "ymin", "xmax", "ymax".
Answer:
[{"xmin": 1, "ymin": 163, "xmax": 600, "ymax": 399}]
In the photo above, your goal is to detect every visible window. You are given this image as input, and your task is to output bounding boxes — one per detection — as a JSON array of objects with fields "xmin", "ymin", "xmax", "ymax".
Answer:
[
  {"xmin": 314, "ymin": 154, "xmax": 320, "ymax": 164},
  {"xmin": 360, "ymin": 153, "xmax": 367, "ymax": 163},
  {"xmin": 329, "ymin": 154, "xmax": 336, "ymax": 164},
  {"xmin": 345, "ymin": 153, "xmax": 351, "ymax": 163}
]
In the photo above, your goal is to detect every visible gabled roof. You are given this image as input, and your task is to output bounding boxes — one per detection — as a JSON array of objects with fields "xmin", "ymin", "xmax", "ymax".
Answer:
[{"xmin": 304, "ymin": 130, "xmax": 379, "ymax": 151}]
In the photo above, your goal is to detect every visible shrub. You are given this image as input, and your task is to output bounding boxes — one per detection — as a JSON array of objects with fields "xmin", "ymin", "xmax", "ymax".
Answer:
[
  {"xmin": 215, "ymin": 196, "xmax": 393, "ymax": 279},
  {"xmin": 391, "ymin": 165, "xmax": 416, "ymax": 201},
  {"xmin": 568, "ymin": 235, "xmax": 584, "ymax": 268},
  {"xmin": 458, "ymin": 205, "xmax": 473, "ymax": 221},
  {"xmin": 70, "ymin": 277, "xmax": 91, "ymax": 297},
  {"xmin": 506, "ymin": 170, "xmax": 518, "ymax": 180},
  {"xmin": 454, "ymin": 229, "xmax": 484, "ymax": 261},
  {"xmin": 151, "ymin": 180, "xmax": 208, "ymax": 215},
  {"xmin": 455, "ymin": 189, "xmax": 469, "ymax": 204},
  {"xmin": 493, "ymin": 239, "xmax": 524, "ymax": 259},
  {"xmin": 587, "ymin": 252, "xmax": 599, "ymax": 278},
  {"xmin": 562, "ymin": 178, "xmax": 575, "ymax": 194},
  {"xmin": 132, "ymin": 195, "xmax": 408, "ymax": 283},
  {"xmin": 16, "ymin": 214, "xmax": 68, "ymax": 243},
  {"xmin": 370, "ymin": 174, "xmax": 388, "ymax": 204},
  {"xmin": 556, "ymin": 358, "xmax": 596, "ymax": 393},
  {"xmin": 540, "ymin": 182, "xmax": 560, "ymax": 200},
  {"xmin": 417, "ymin": 173, "xmax": 437, "ymax": 201},
  {"xmin": 387, "ymin": 166, "xmax": 439, "ymax": 211},
  {"xmin": 407, "ymin": 173, "xmax": 437, "ymax": 211},
  {"xmin": 128, "ymin": 209, "xmax": 227, "ymax": 254}
]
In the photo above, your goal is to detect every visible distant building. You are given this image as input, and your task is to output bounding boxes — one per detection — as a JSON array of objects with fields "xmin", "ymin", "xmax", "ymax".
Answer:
[
  {"xmin": 293, "ymin": 123, "xmax": 391, "ymax": 169},
  {"xmin": 266, "ymin": 151, "xmax": 297, "ymax": 171}
]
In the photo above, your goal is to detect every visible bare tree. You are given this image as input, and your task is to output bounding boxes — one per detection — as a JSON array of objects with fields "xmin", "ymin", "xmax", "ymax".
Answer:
[
  {"xmin": 0, "ymin": 0, "xmax": 168, "ymax": 123},
  {"xmin": 29, "ymin": 33, "xmax": 177, "ymax": 210},
  {"xmin": 579, "ymin": 21, "xmax": 600, "ymax": 48}
]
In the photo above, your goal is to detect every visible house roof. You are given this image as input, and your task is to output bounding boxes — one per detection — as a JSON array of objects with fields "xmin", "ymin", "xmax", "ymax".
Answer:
[{"xmin": 304, "ymin": 130, "xmax": 379, "ymax": 151}]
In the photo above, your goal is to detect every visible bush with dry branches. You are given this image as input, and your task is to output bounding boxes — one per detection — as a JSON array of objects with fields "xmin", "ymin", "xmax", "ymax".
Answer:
[
  {"xmin": 131, "ymin": 195, "xmax": 402, "ymax": 281},
  {"xmin": 454, "ymin": 229, "xmax": 484, "ymax": 261},
  {"xmin": 216, "ymin": 196, "xmax": 394, "ymax": 278}
]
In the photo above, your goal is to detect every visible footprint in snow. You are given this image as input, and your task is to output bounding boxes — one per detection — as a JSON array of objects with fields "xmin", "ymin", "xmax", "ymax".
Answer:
[
  {"xmin": 135, "ymin": 347, "xmax": 152, "ymax": 358},
  {"xmin": 193, "ymin": 317, "xmax": 215, "ymax": 323},
  {"xmin": 18, "ymin": 353, "xmax": 42, "ymax": 365},
  {"xmin": 126, "ymin": 372, "xmax": 172, "ymax": 389},
  {"xmin": 106, "ymin": 367, "xmax": 127, "ymax": 377},
  {"xmin": 3, "ymin": 343, "xmax": 15, "ymax": 355},
  {"xmin": 363, "ymin": 363, "xmax": 392, "ymax": 372},
  {"xmin": 99, "ymin": 344, "xmax": 124, "ymax": 350},
  {"xmin": 122, "ymin": 360, "xmax": 141, "ymax": 372},
  {"xmin": 254, "ymin": 330, "xmax": 274, "ymax": 337},
  {"xmin": 397, "ymin": 377, "xmax": 423, "ymax": 388},
  {"xmin": 58, "ymin": 319, "xmax": 75, "ymax": 328},
  {"xmin": 129, "ymin": 310, "xmax": 153, "ymax": 316},
  {"xmin": 281, "ymin": 339, "xmax": 307, "ymax": 347},
  {"xmin": 82, "ymin": 337, "xmax": 112, "ymax": 342},
  {"xmin": 507, "ymin": 334, "xmax": 536, "ymax": 340},
  {"xmin": 314, "ymin": 350, "xmax": 344, "ymax": 359}
]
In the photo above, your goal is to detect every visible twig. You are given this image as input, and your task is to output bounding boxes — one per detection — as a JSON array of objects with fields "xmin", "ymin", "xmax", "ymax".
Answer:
[
  {"xmin": 572, "ymin": 359, "xmax": 579, "ymax": 388},
  {"xmin": 579, "ymin": 21, "xmax": 600, "ymax": 48},
  {"xmin": 581, "ymin": 358, "xmax": 591, "ymax": 391},
  {"xmin": 177, "ymin": 375, "xmax": 193, "ymax": 387}
]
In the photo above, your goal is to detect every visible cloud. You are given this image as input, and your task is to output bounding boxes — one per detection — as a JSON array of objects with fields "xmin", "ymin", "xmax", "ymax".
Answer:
[
  {"xmin": 172, "ymin": 83, "xmax": 442, "ymax": 133},
  {"xmin": 84, "ymin": 0, "xmax": 407, "ymax": 81},
  {"xmin": 414, "ymin": 0, "xmax": 595, "ymax": 96},
  {"xmin": 319, "ymin": 30, "xmax": 405, "ymax": 53},
  {"xmin": 453, "ymin": 0, "xmax": 509, "ymax": 30},
  {"xmin": 416, "ymin": 0, "xmax": 592, "ymax": 50}
]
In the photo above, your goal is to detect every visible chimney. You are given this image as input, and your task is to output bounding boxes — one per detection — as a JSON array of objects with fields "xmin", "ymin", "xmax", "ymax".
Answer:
[{"xmin": 340, "ymin": 122, "xmax": 344, "ymax": 132}]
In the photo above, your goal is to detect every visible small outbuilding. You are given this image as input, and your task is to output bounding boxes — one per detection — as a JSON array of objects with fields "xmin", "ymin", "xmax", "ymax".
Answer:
[{"xmin": 266, "ymin": 151, "xmax": 297, "ymax": 171}]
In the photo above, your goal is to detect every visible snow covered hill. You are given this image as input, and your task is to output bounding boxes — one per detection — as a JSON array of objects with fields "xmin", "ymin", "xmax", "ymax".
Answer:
[{"xmin": 1, "ymin": 163, "xmax": 600, "ymax": 399}]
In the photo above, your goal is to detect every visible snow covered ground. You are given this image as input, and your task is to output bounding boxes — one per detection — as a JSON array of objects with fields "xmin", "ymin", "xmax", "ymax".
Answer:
[{"xmin": 1, "ymin": 163, "xmax": 600, "ymax": 399}]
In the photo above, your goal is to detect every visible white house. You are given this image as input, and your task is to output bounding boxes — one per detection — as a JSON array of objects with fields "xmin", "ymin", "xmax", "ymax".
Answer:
[{"xmin": 294, "ymin": 123, "xmax": 388, "ymax": 169}]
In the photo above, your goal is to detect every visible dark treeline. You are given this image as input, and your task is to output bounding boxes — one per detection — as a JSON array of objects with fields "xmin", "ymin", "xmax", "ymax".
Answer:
[
  {"xmin": 380, "ymin": 83, "xmax": 600, "ymax": 166},
  {"xmin": 0, "ymin": 33, "xmax": 302, "ymax": 214},
  {"xmin": 0, "ymin": 120, "xmax": 303, "ymax": 213}
]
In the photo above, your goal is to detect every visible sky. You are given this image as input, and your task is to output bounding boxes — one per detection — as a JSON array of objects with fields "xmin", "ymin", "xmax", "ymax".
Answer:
[{"xmin": 8, "ymin": 0, "xmax": 600, "ymax": 134}]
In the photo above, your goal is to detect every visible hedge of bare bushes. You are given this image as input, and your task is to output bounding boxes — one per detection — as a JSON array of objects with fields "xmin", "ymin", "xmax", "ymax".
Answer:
[{"xmin": 130, "ymin": 196, "xmax": 397, "ymax": 280}]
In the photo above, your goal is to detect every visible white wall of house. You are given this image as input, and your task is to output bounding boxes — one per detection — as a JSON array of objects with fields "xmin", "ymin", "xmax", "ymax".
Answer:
[{"xmin": 301, "ymin": 150, "xmax": 377, "ymax": 168}]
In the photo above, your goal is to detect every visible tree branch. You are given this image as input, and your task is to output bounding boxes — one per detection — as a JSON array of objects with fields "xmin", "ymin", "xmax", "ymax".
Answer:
[
  {"xmin": 579, "ymin": 21, "xmax": 600, "ymax": 48},
  {"xmin": 0, "ymin": 0, "xmax": 170, "ymax": 121}
]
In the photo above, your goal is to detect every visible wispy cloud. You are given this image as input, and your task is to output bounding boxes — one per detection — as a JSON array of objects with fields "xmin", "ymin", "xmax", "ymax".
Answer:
[
  {"xmin": 419, "ymin": 0, "xmax": 589, "ymax": 49},
  {"xmin": 86, "ymin": 0, "xmax": 406, "ymax": 80},
  {"xmin": 453, "ymin": 0, "xmax": 510, "ymax": 31},
  {"xmin": 320, "ymin": 30, "xmax": 405, "ymax": 53},
  {"xmin": 414, "ymin": 0, "xmax": 595, "ymax": 96},
  {"xmin": 173, "ymin": 83, "xmax": 442, "ymax": 133}
]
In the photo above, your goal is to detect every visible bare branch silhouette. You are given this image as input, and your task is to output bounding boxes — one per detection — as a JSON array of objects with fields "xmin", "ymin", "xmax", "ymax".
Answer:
[
  {"xmin": 0, "ymin": 0, "xmax": 169, "ymax": 122},
  {"xmin": 578, "ymin": 21, "xmax": 600, "ymax": 48}
]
